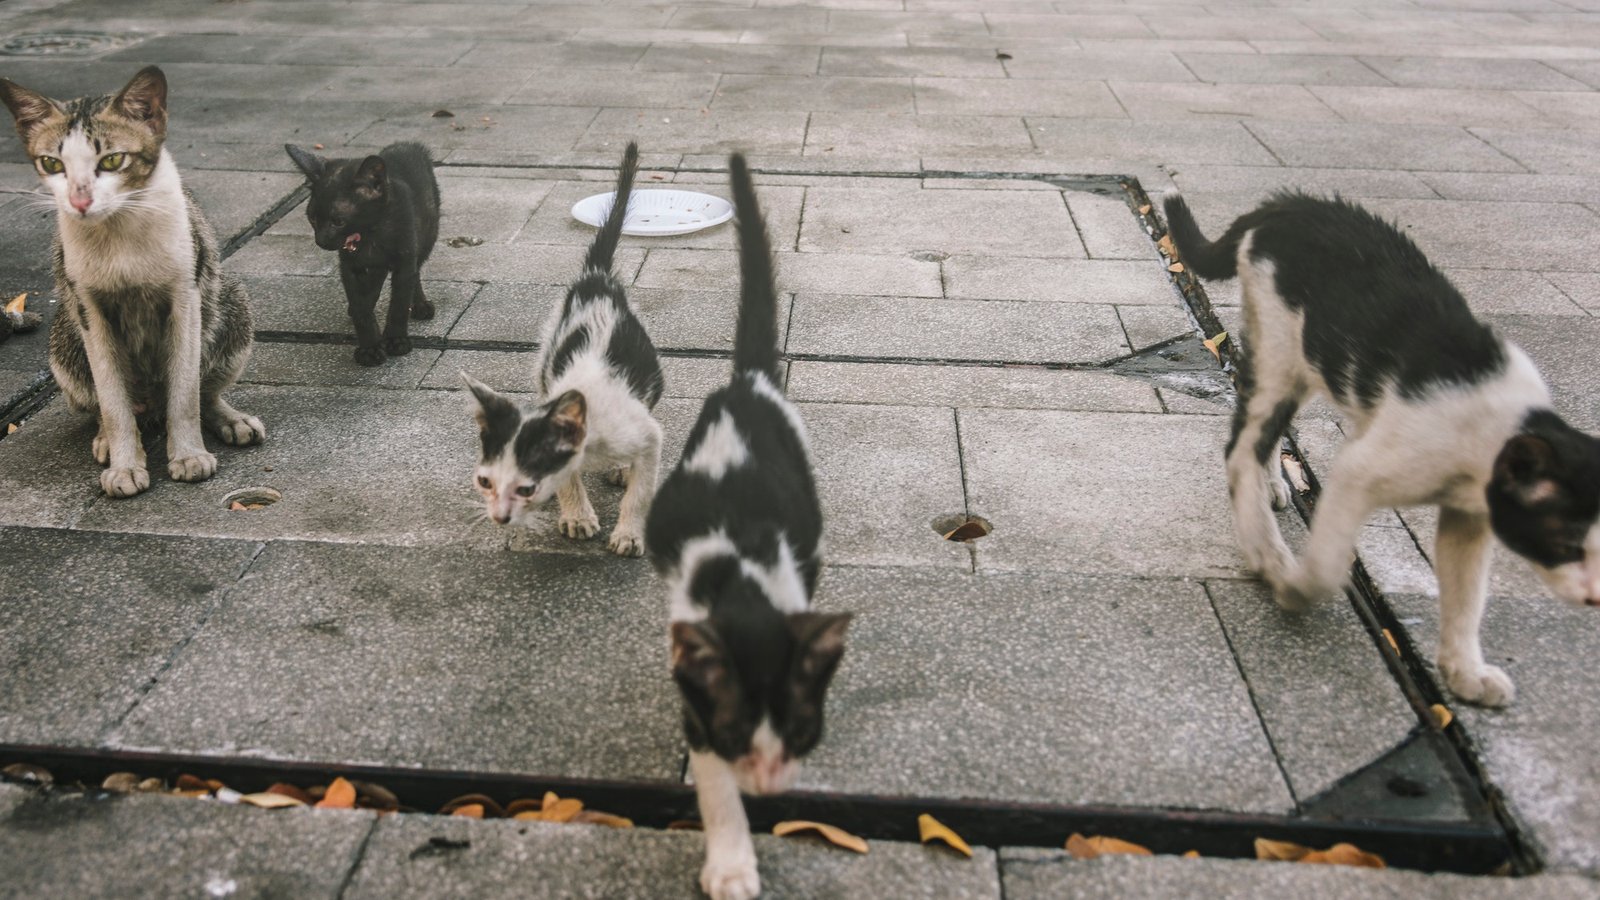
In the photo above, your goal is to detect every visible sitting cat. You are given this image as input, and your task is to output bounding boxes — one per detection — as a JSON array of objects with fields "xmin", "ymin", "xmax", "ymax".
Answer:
[
  {"xmin": 284, "ymin": 141, "xmax": 439, "ymax": 367},
  {"xmin": 462, "ymin": 142, "xmax": 663, "ymax": 557},
  {"xmin": 1165, "ymin": 191, "xmax": 1600, "ymax": 708},
  {"xmin": 646, "ymin": 155, "xmax": 851, "ymax": 900},
  {"xmin": 0, "ymin": 66, "xmax": 263, "ymax": 497}
]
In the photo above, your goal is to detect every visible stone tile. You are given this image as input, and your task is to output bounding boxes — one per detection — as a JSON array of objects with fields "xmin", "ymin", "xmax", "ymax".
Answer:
[
  {"xmin": 507, "ymin": 69, "xmax": 719, "ymax": 108},
  {"xmin": 740, "ymin": 29, "xmax": 909, "ymax": 48},
  {"xmin": 0, "ymin": 790, "xmax": 369, "ymax": 900},
  {"xmin": 999, "ymin": 47, "xmax": 1196, "ymax": 82},
  {"xmin": 1117, "ymin": 304, "xmax": 1194, "ymax": 350},
  {"xmin": 512, "ymin": 180, "xmax": 803, "ymax": 252},
  {"xmin": 102, "ymin": 32, "xmax": 303, "ymax": 65},
  {"xmin": 347, "ymin": 816, "xmax": 1000, "ymax": 900},
  {"xmin": 0, "ymin": 527, "xmax": 261, "ymax": 745},
  {"xmin": 1206, "ymin": 580, "xmax": 1415, "ymax": 801},
  {"xmin": 1168, "ymin": 165, "xmax": 1438, "ymax": 199},
  {"xmin": 179, "ymin": 169, "xmax": 303, "ymax": 246},
  {"xmin": 805, "ymin": 567, "xmax": 1294, "ymax": 811},
  {"xmin": 798, "ymin": 188, "xmax": 1084, "ymax": 258},
  {"xmin": 355, "ymin": 105, "xmax": 598, "ymax": 154},
  {"xmin": 1445, "ymin": 268, "xmax": 1586, "ymax": 317},
  {"xmin": 1144, "ymin": 14, "xmax": 1322, "ymax": 41},
  {"xmin": 304, "ymin": 66, "xmax": 530, "ymax": 104},
  {"xmin": 226, "ymin": 234, "xmax": 337, "ymax": 277},
  {"xmin": 943, "ymin": 257, "xmax": 1178, "ymax": 305},
  {"xmin": 1512, "ymin": 91, "xmax": 1600, "ymax": 131},
  {"xmin": 269, "ymin": 177, "xmax": 554, "ymax": 248},
  {"xmin": 786, "ymin": 361, "xmax": 1162, "ymax": 412},
  {"xmin": 803, "ymin": 112, "xmax": 1034, "ymax": 156},
  {"xmin": 960, "ymin": 409, "xmax": 1299, "ymax": 578},
  {"xmin": 276, "ymin": 34, "xmax": 481, "ymax": 68},
  {"xmin": 428, "ymin": 349, "xmax": 735, "ymax": 400},
  {"xmin": 1491, "ymin": 315, "xmax": 1600, "ymax": 434},
  {"xmin": 636, "ymin": 42, "xmax": 823, "ymax": 75},
  {"xmin": 1417, "ymin": 171, "xmax": 1600, "ymax": 205},
  {"xmin": 1307, "ymin": 86, "xmax": 1549, "ymax": 128},
  {"xmin": 1176, "ymin": 53, "xmax": 1392, "ymax": 86},
  {"xmin": 983, "ymin": 12, "xmax": 1154, "ymax": 39},
  {"xmin": 1359, "ymin": 55, "xmax": 1591, "ymax": 91},
  {"xmin": 426, "ymin": 243, "xmax": 648, "ymax": 285},
  {"xmin": 670, "ymin": 5, "xmax": 829, "ymax": 31},
  {"xmin": 0, "ymin": 400, "xmax": 107, "ymax": 528},
  {"xmin": 1545, "ymin": 271, "xmax": 1600, "ymax": 312},
  {"xmin": 636, "ymin": 249, "xmax": 944, "ymax": 299},
  {"xmin": 1546, "ymin": 58, "xmax": 1600, "ymax": 90},
  {"xmin": 175, "ymin": 98, "xmax": 404, "ymax": 148},
  {"xmin": 1110, "ymin": 83, "xmax": 1341, "ymax": 122},
  {"xmin": 454, "ymin": 40, "xmax": 649, "ymax": 70},
  {"xmin": 788, "ymin": 295, "xmax": 1129, "ymax": 364},
  {"xmin": 577, "ymin": 107, "xmax": 811, "ymax": 156},
  {"xmin": 1246, "ymin": 122, "xmax": 1525, "ymax": 172},
  {"xmin": 245, "ymin": 275, "xmax": 478, "ymax": 339},
  {"xmin": 1472, "ymin": 127, "xmax": 1600, "ymax": 175},
  {"xmin": 713, "ymin": 74, "xmax": 913, "ymax": 113},
  {"xmin": 111, "ymin": 541, "xmax": 683, "ymax": 780},
  {"xmin": 820, "ymin": 46, "xmax": 1007, "ymax": 78},
  {"xmin": 1027, "ymin": 119, "xmax": 1279, "ymax": 166},
  {"xmin": 913, "ymin": 78, "xmax": 1124, "ymax": 117},
  {"xmin": 1363, "ymin": 198, "xmax": 1600, "ymax": 272},
  {"xmin": 241, "ymin": 343, "xmax": 444, "ymax": 389},
  {"xmin": 1066, "ymin": 192, "xmax": 1153, "ymax": 259}
]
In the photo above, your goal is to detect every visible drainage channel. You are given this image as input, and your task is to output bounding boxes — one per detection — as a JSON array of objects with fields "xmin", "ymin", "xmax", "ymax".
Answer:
[{"xmin": 0, "ymin": 744, "xmax": 1509, "ymax": 874}]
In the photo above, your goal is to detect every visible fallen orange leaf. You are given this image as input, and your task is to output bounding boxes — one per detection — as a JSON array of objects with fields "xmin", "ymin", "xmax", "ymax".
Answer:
[
  {"xmin": 1202, "ymin": 331, "xmax": 1228, "ymax": 361},
  {"xmin": 1065, "ymin": 834, "xmax": 1152, "ymax": 859},
  {"xmin": 1431, "ymin": 704, "xmax": 1453, "ymax": 729},
  {"xmin": 1382, "ymin": 629, "xmax": 1399, "ymax": 653},
  {"xmin": 917, "ymin": 814, "xmax": 973, "ymax": 858},
  {"xmin": 1183, "ymin": 850, "xmax": 1201, "ymax": 859},
  {"xmin": 315, "ymin": 777, "xmax": 356, "ymax": 809},
  {"xmin": 6, "ymin": 423, "xmax": 16, "ymax": 435},
  {"xmin": 267, "ymin": 783, "xmax": 312, "ymax": 804},
  {"xmin": 1157, "ymin": 234, "xmax": 1176, "ymax": 258},
  {"xmin": 573, "ymin": 810, "xmax": 634, "ymax": 829},
  {"xmin": 3, "ymin": 293, "xmax": 24, "ymax": 315},
  {"xmin": 175, "ymin": 774, "xmax": 209, "ymax": 793},
  {"xmin": 1138, "ymin": 204, "xmax": 1152, "ymax": 215},
  {"xmin": 452, "ymin": 803, "xmax": 485, "ymax": 819},
  {"xmin": 1255, "ymin": 838, "xmax": 1384, "ymax": 869},
  {"xmin": 1168, "ymin": 262, "xmax": 1184, "ymax": 273},
  {"xmin": 240, "ymin": 792, "xmax": 305, "ymax": 809},
  {"xmin": 773, "ymin": 820, "xmax": 869, "ymax": 854}
]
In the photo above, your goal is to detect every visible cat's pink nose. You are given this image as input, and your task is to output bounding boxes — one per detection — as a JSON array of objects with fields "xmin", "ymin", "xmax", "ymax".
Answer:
[{"xmin": 70, "ymin": 195, "xmax": 93, "ymax": 213}]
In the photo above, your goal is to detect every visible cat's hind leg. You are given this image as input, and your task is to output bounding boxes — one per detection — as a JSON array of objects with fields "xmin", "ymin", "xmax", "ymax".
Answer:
[
  {"xmin": 1272, "ymin": 432, "xmax": 1388, "ymax": 610},
  {"xmin": 608, "ymin": 419, "xmax": 661, "ymax": 557},
  {"xmin": 556, "ymin": 472, "xmax": 600, "ymax": 539},
  {"xmin": 1225, "ymin": 354, "xmax": 1302, "ymax": 584},
  {"xmin": 201, "ymin": 279, "xmax": 265, "ymax": 446},
  {"xmin": 341, "ymin": 263, "xmax": 388, "ymax": 366}
]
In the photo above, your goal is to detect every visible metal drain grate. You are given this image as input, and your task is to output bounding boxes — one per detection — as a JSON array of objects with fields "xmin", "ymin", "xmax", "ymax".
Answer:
[{"xmin": 0, "ymin": 32, "xmax": 140, "ymax": 57}]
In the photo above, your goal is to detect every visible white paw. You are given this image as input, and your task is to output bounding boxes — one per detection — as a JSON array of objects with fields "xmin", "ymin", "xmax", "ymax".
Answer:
[
  {"xmin": 1441, "ymin": 660, "xmax": 1516, "ymax": 708},
  {"xmin": 215, "ymin": 414, "xmax": 266, "ymax": 446},
  {"xmin": 1268, "ymin": 470, "xmax": 1292, "ymax": 511},
  {"xmin": 701, "ymin": 854, "xmax": 760, "ymax": 900},
  {"xmin": 607, "ymin": 529, "xmax": 645, "ymax": 557},
  {"xmin": 92, "ymin": 433, "xmax": 110, "ymax": 466},
  {"xmin": 168, "ymin": 452, "xmax": 217, "ymax": 483},
  {"xmin": 607, "ymin": 466, "xmax": 630, "ymax": 487},
  {"xmin": 101, "ymin": 466, "xmax": 150, "ymax": 498},
  {"xmin": 559, "ymin": 513, "xmax": 600, "ymax": 539}
]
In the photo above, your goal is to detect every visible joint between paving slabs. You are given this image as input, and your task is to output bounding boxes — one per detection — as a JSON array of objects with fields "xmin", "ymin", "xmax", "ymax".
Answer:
[
  {"xmin": 951, "ymin": 408, "xmax": 978, "ymax": 575},
  {"xmin": 333, "ymin": 814, "xmax": 382, "ymax": 900}
]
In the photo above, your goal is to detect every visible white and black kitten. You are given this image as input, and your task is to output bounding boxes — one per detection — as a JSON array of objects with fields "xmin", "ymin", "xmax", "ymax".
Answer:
[
  {"xmin": 285, "ymin": 141, "xmax": 440, "ymax": 367},
  {"xmin": 1166, "ymin": 192, "xmax": 1600, "ymax": 708},
  {"xmin": 646, "ymin": 155, "xmax": 851, "ymax": 900},
  {"xmin": 463, "ymin": 142, "xmax": 663, "ymax": 557}
]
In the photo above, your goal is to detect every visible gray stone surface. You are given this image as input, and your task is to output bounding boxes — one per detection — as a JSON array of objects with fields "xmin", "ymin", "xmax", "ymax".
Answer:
[
  {"xmin": 0, "ymin": 527, "xmax": 261, "ymax": 745},
  {"xmin": 1308, "ymin": 86, "xmax": 1551, "ymax": 128},
  {"xmin": 1116, "ymin": 304, "xmax": 1196, "ymax": 351},
  {"xmin": 427, "ymin": 350, "xmax": 735, "ymax": 400},
  {"xmin": 786, "ymin": 362, "xmax": 1162, "ymax": 413},
  {"xmin": 1065, "ymin": 192, "xmax": 1155, "ymax": 260},
  {"xmin": 1492, "ymin": 315, "xmax": 1600, "ymax": 433},
  {"xmin": 1246, "ymin": 122, "xmax": 1526, "ymax": 172},
  {"xmin": 1177, "ymin": 52, "xmax": 1393, "ymax": 86},
  {"xmin": 0, "ymin": 789, "xmax": 371, "ymax": 900},
  {"xmin": 111, "ymin": 541, "xmax": 683, "ymax": 780},
  {"xmin": 1026, "ymin": 119, "xmax": 1279, "ymax": 166},
  {"xmin": 637, "ymin": 249, "xmax": 943, "ymax": 299},
  {"xmin": 1110, "ymin": 83, "xmax": 1342, "ymax": 122},
  {"xmin": 242, "ymin": 343, "xmax": 445, "ymax": 389},
  {"xmin": 244, "ymin": 276, "xmax": 479, "ymax": 338},
  {"xmin": 347, "ymin": 815, "xmax": 1001, "ymax": 900},
  {"xmin": 804, "ymin": 567, "xmax": 1294, "ymax": 811},
  {"xmin": 798, "ymin": 187, "xmax": 1084, "ymax": 258},
  {"xmin": 913, "ymin": 78, "xmax": 1124, "ymax": 118},
  {"xmin": 942, "ymin": 257, "xmax": 1178, "ymax": 305}
]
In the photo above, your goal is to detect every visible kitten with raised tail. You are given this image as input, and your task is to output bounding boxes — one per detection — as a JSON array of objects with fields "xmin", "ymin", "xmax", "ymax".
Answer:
[
  {"xmin": 462, "ymin": 142, "xmax": 663, "ymax": 557},
  {"xmin": 285, "ymin": 141, "xmax": 440, "ymax": 367},
  {"xmin": 0, "ymin": 66, "xmax": 263, "ymax": 498},
  {"xmin": 646, "ymin": 155, "xmax": 851, "ymax": 900},
  {"xmin": 1165, "ymin": 192, "xmax": 1600, "ymax": 708}
]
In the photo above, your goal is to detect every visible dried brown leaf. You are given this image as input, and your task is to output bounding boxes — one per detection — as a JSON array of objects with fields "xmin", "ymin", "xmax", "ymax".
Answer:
[
  {"xmin": 315, "ymin": 777, "xmax": 357, "ymax": 809},
  {"xmin": 5, "ymin": 423, "xmax": 15, "ymax": 435},
  {"xmin": 240, "ymin": 791, "xmax": 305, "ymax": 809},
  {"xmin": 3, "ymin": 292, "xmax": 25, "ymax": 315},
  {"xmin": 1431, "ymin": 704, "xmax": 1453, "ymax": 730},
  {"xmin": 1255, "ymin": 838, "xmax": 1308, "ymax": 862},
  {"xmin": 267, "ymin": 783, "xmax": 312, "ymax": 804},
  {"xmin": 943, "ymin": 520, "xmax": 990, "ymax": 542},
  {"xmin": 667, "ymin": 820, "xmax": 703, "ymax": 831},
  {"xmin": 1202, "ymin": 331, "xmax": 1228, "ymax": 361},
  {"xmin": 440, "ymin": 793, "xmax": 503, "ymax": 818},
  {"xmin": 452, "ymin": 804, "xmax": 485, "ymax": 819},
  {"xmin": 917, "ymin": 814, "xmax": 973, "ymax": 858},
  {"xmin": 101, "ymin": 772, "xmax": 140, "ymax": 793},
  {"xmin": 773, "ymin": 820, "xmax": 869, "ymax": 854},
  {"xmin": 175, "ymin": 774, "xmax": 210, "ymax": 793},
  {"xmin": 352, "ymin": 780, "xmax": 399, "ymax": 811},
  {"xmin": 1182, "ymin": 850, "xmax": 1201, "ymax": 859},
  {"xmin": 1065, "ymin": 834, "xmax": 1152, "ymax": 859},
  {"xmin": 1138, "ymin": 205, "xmax": 1152, "ymax": 215},
  {"xmin": 1168, "ymin": 262, "xmax": 1184, "ymax": 273},
  {"xmin": 572, "ymin": 810, "xmax": 634, "ymax": 829},
  {"xmin": 1382, "ymin": 629, "xmax": 1399, "ymax": 653},
  {"xmin": 136, "ymin": 777, "xmax": 165, "ymax": 793},
  {"xmin": 1301, "ymin": 843, "xmax": 1385, "ymax": 868}
]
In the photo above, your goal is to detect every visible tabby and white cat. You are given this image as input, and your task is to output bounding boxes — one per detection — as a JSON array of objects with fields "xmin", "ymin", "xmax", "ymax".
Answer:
[
  {"xmin": 0, "ymin": 66, "xmax": 263, "ymax": 497},
  {"xmin": 463, "ymin": 142, "xmax": 663, "ymax": 557},
  {"xmin": 647, "ymin": 155, "xmax": 851, "ymax": 900},
  {"xmin": 1166, "ymin": 192, "xmax": 1600, "ymax": 708}
]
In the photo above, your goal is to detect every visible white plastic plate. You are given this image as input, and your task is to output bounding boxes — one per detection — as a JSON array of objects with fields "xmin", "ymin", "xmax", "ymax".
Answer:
[{"xmin": 571, "ymin": 189, "xmax": 734, "ymax": 237}]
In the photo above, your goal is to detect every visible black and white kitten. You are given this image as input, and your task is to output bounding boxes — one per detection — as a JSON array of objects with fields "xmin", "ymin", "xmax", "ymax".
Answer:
[
  {"xmin": 462, "ymin": 142, "xmax": 663, "ymax": 557},
  {"xmin": 1166, "ymin": 192, "xmax": 1600, "ymax": 708},
  {"xmin": 285, "ymin": 141, "xmax": 439, "ymax": 367},
  {"xmin": 646, "ymin": 155, "xmax": 851, "ymax": 900}
]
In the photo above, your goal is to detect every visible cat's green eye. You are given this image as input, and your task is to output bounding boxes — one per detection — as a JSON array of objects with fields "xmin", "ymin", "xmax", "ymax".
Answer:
[
  {"xmin": 37, "ymin": 156, "xmax": 63, "ymax": 175},
  {"xmin": 97, "ymin": 153, "xmax": 125, "ymax": 173}
]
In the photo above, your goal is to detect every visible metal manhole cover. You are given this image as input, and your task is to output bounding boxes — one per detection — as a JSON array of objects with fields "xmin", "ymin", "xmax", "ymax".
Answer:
[{"xmin": 0, "ymin": 32, "xmax": 140, "ymax": 57}]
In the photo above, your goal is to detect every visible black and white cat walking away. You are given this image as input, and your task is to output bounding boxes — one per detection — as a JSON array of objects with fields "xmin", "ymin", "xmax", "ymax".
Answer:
[
  {"xmin": 0, "ymin": 66, "xmax": 263, "ymax": 498},
  {"xmin": 285, "ymin": 141, "xmax": 440, "ymax": 367},
  {"xmin": 1165, "ymin": 191, "xmax": 1600, "ymax": 708},
  {"xmin": 647, "ymin": 155, "xmax": 851, "ymax": 900},
  {"xmin": 463, "ymin": 142, "xmax": 663, "ymax": 557}
]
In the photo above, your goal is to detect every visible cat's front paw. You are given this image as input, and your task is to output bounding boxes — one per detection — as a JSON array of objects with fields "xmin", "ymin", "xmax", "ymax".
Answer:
[
  {"xmin": 92, "ymin": 432, "xmax": 110, "ymax": 466},
  {"xmin": 559, "ymin": 512, "xmax": 600, "ymax": 540},
  {"xmin": 383, "ymin": 335, "xmax": 413, "ymax": 356},
  {"xmin": 1441, "ymin": 659, "xmax": 1515, "ymax": 708},
  {"xmin": 1266, "ymin": 569, "xmax": 1318, "ymax": 612},
  {"xmin": 1268, "ymin": 468, "xmax": 1293, "ymax": 511},
  {"xmin": 608, "ymin": 528, "xmax": 646, "ymax": 558},
  {"xmin": 215, "ymin": 414, "xmax": 266, "ymax": 446},
  {"xmin": 101, "ymin": 466, "xmax": 150, "ymax": 498},
  {"xmin": 700, "ymin": 853, "xmax": 760, "ymax": 900},
  {"xmin": 353, "ymin": 345, "xmax": 387, "ymax": 367},
  {"xmin": 168, "ymin": 451, "xmax": 217, "ymax": 483},
  {"xmin": 410, "ymin": 298, "xmax": 435, "ymax": 321}
]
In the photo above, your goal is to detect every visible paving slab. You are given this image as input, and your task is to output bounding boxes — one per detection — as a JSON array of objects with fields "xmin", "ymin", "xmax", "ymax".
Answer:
[
  {"xmin": 0, "ymin": 527, "xmax": 261, "ymax": 746},
  {"xmin": 942, "ymin": 257, "xmax": 1178, "ymax": 305},
  {"xmin": 424, "ymin": 350, "xmax": 736, "ymax": 400},
  {"xmin": 1065, "ymin": 192, "xmax": 1154, "ymax": 260},
  {"xmin": 1176, "ymin": 52, "xmax": 1393, "ymax": 87},
  {"xmin": 513, "ymin": 180, "xmax": 803, "ymax": 253},
  {"xmin": 803, "ymin": 112, "xmax": 1035, "ymax": 157},
  {"xmin": 1109, "ymin": 83, "xmax": 1341, "ymax": 122},
  {"xmin": 241, "ymin": 343, "xmax": 446, "ymax": 390},
  {"xmin": 820, "ymin": 46, "xmax": 1007, "ymax": 78},
  {"xmin": 638, "ymin": 249, "xmax": 944, "ymax": 298},
  {"xmin": 1358, "ymin": 55, "xmax": 1590, "ymax": 92},
  {"xmin": 1363, "ymin": 198, "xmax": 1600, "ymax": 272},
  {"xmin": 0, "ymin": 789, "xmax": 370, "ymax": 900},
  {"xmin": 713, "ymin": 74, "xmax": 914, "ymax": 113},
  {"xmin": 1246, "ymin": 122, "xmax": 1526, "ymax": 172},
  {"xmin": 997, "ymin": 47, "xmax": 1196, "ymax": 82},
  {"xmin": 577, "ymin": 107, "xmax": 811, "ymax": 156},
  {"xmin": 1445, "ymin": 269, "xmax": 1586, "ymax": 317},
  {"xmin": 802, "ymin": 567, "xmax": 1294, "ymax": 811},
  {"xmin": 1543, "ymin": 271, "xmax": 1600, "ymax": 312},
  {"xmin": 455, "ymin": 39, "xmax": 648, "ymax": 71},
  {"xmin": 244, "ymin": 275, "xmax": 480, "ymax": 339},
  {"xmin": 1116, "ymin": 304, "xmax": 1195, "ymax": 351},
  {"xmin": 913, "ymin": 78, "xmax": 1124, "ymax": 118},
  {"xmin": 355, "ymin": 106, "xmax": 600, "ymax": 155},
  {"xmin": 785, "ymin": 361, "xmax": 1162, "ymax": 413},
  {"xmin": 508, "ymin": 69, "xmax": 720, "ymax": 109},
  {"xmin": 1168, "ymin": 165, "xmax": 1438, "ymax": 199},
  {"xmin": 797, "ymin": 187, "xmax": 1084, "ymax": 258},
  {"xmin": 1471, "ymin": 127, "xmax": 1600, "ymax": 176},
  {"xmin": 1026, "ymin": 119, "xmax": 1279, "ymax": 167},
  {"xmin": 111, "ymin": 541, "xmax": 683, "ymax": 780},
  {"xmin": 347, "ymin": 815, "xmax": 1001, "ymax": 900},
  {"xmin": 637, "ymin": 43, "xmax": 823, "ymax": 76},
  {"xmin": 1490, "ymin": 315, "xmax": 1600, "ymax": 433}
]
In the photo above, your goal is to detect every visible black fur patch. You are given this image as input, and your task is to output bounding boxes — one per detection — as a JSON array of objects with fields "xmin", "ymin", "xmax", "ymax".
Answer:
[{"xmin": 1488, "ymin": 409, "xmax": 1600, "ymax": 568}]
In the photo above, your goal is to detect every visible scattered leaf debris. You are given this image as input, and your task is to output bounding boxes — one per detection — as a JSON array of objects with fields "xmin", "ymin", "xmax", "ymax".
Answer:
[
  {"xmin": 313, "ymin": 143, "xmax": 325, "ymax": 150},
  {"xmin": 1430, "ymin": 703, "xmax": 1453, "ymax": 730},
  {"xmin": 943, "ymin": 519, "xmax": 991, "ymax": 542},
  {"xmin": 240, "ymin": 791, "xmax": 305, "ymax": 809},
  {"xmin": 1382, "ymin": 628, "xmax": 1400, "ymax": 653},
  {"xmin": 4, "ymin": 292, "xmax": 25, "ymax": 315},
  {"xmin": 1168, "ymin": 262, "xmax": 1185, "ymax": 273},
  {"xmin": 1065, "ymin": 834, "xmax": 1153, "ymax": 859},
  {"xmin": 995, "ymin": 51, "xmax": 1012, "ymax": 60},
  {"xmin": 1157, "ymin": 234, "xmax": 1176, "ymax": 259},
  {"xmin": 5, "ymin": 423, "xmax": 16, "ymax": 435},
  {"xmin": 1138, "ymin": 204, "xmax": 1152, "ymax": 215},
  {"xmin": 1202, "ymin": 331, "xmax": 1228, "ymax": 361},
  {"xmin": 452, "ymin": 803, "xmax": 485, "ymax": 819},
  {"xmin": 773, "ymin": 820, "xmax": 869, "ymax": 854},
  {"xmin": 446, "ymin": 235, "xmax": 484, "ymax": 248},
  {"xmin": 101, "ymin": 772, "xmax": 140, "ymax": 793},
  {"xmin": 917, "ymin": 814, "xmax": 973, "ymax": 858},
  {"xmin": 667, "ymin": 819, "xmax": 704, "ymax": 831},
  {"xmin": 1255, "ymin": 838, "xmax": 1385, "ymax": 868},
  {"xmin": 1, "ymin": 762, "xmax": 52, "ymax": 784},
  {"xmin": 1183, "ymin": 849, "xmax": 1201, "ymax": 859}
]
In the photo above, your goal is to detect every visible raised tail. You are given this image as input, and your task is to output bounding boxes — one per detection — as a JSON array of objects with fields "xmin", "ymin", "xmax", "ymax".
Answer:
[
  {"xmin": 1162, "ymin": 194, "xmax": 1243, "ymax": 281},
  {"xmin": 584, "ymin": 141, "xmax": 640, "ymax": 274},
  {"xmin": 729, "ymin": 154, "xmax": 780, "ymax": 382}
]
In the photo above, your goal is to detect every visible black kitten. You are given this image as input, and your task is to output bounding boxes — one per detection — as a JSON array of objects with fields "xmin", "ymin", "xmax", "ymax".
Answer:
[
  {"xmin": 1166, "ymin": 191, "xmax": 1600, "ymax": 709},
  {"xmin": 285, "ymin": 141, "xmax": 440, "ymax": 367},
  {"xmin": 646, "ymin": 155, "xmax": 850, "ymax": 900}
]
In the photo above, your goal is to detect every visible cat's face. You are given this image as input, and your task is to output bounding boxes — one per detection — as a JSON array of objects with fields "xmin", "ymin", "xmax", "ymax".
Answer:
[
  {"xmin": 1488, "ymin": 417, "xmax": 1600, "ymax": 607},
  {"xmin": 0, "ymin": 66, "xmax": 168, "ymax": 221},
  {"xmin": 462, "ymin": 374, "xmax": 587, "ymax": 525},
  {"xmin": 284, "ymin": 145, "xmax": 388, "ymax": 253},
  {"xmin": 672, "ymin": 604, "xmax": 850, "ymax": 795}
]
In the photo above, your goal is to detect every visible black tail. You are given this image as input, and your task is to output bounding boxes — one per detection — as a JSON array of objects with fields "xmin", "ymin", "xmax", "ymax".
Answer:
[
  {"xmin": 1162, "ymin": 194, "xmax": 1243, "ymax": 281},
  {"xmin": 584, "ymin": 142, "xmax": 639, "ymax": 274},
  {"xmin": 729, "ymin": 154, "xmax": 780, "ymax": 382}
]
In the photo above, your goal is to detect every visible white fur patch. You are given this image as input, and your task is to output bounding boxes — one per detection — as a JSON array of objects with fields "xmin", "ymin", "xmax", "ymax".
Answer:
[{"xmin": 685, "ymin": 411, "xmax": 749, "ymax": 480}]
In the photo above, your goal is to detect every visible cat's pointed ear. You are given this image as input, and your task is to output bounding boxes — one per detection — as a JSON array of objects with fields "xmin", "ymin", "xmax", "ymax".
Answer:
[
  {"xmin": 460, "ymin": 372, "xmax": 516, "ymax": 432},
  {"xmin": 355, "ymin": 155, "xmax": 387, "ymax": 195},
  {"xmin": 0, "ymin": 79, "xmax": 61, "ymax": 141},
  {"xmin": 284, "ymin": 144, "xmax": 325, "ymax": 180},
  {"xmin": 1494, "ymin": 434, "xmax": 1563, "ymax": 506},
  {"xmin": 550, "ymin": 389, "xmax": 587, "ymax": 448},
  {"xmin": 113, "ymin": 66, "xmax": 167, "ymax": 136},
  {"xmin": 671, "ymin": 621, "xmax": 730, "ymax": 690},
  {"xmin": 788, "ymin": 612, "xmax": 851, "ymax": 681}
]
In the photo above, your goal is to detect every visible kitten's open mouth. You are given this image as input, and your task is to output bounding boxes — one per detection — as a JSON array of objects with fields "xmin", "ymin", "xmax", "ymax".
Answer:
[{"xmin": 342, "ymin": 232, "xmax": 362, "ymax": 252}]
